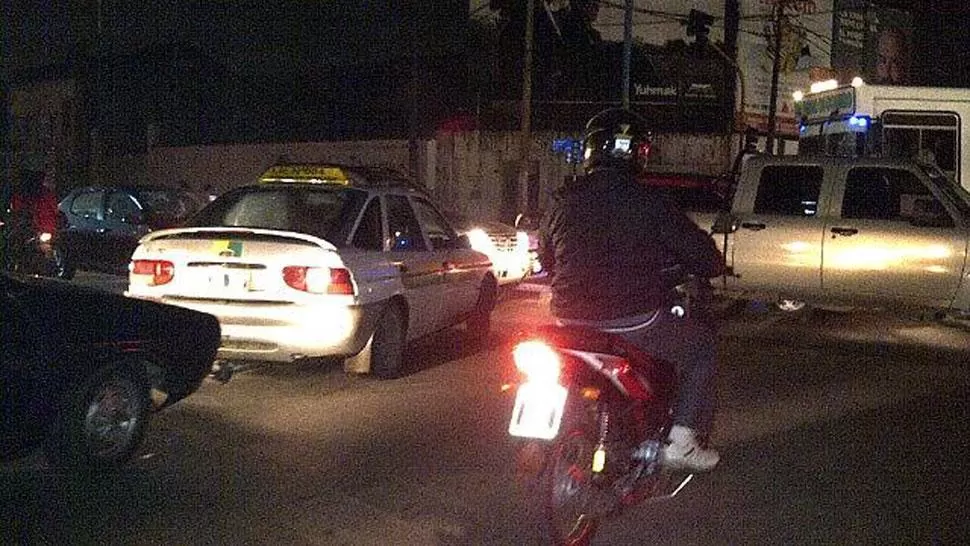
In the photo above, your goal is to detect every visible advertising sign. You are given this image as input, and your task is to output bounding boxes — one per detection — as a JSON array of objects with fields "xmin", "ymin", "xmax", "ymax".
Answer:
[
  {"xmin": 469, "ymin": 1, "xmax": 846, "ymax": 135},
  {"xmin": 832, "ymin": 0, "xmax": 913, "ymax": 85}
]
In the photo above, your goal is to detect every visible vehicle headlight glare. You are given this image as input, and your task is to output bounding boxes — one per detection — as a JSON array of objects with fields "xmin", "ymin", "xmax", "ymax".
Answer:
[{"xmin": 468, "ymin": 228, "xmax": 495, "ymax": 255}]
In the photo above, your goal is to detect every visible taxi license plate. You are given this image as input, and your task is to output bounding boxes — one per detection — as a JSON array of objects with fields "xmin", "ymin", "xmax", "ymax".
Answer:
[
  {"xmin": 508, "ymin": 382, "xmax": 568, "ymax": 440},
  {"xmin": 192, "ymin": 267, "xmax": 252, "ymax": 294}
]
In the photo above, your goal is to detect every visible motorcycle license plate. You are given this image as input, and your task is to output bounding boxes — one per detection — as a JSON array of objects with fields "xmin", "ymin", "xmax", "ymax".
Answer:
[{"xmin": 508, "ymin": 382, "xmax": 568, "ymax": 440}]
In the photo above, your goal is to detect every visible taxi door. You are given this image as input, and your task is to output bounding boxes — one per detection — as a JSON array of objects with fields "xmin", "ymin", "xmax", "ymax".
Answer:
[
  {"xmin": 384, "ymin": 194, "xmax": 447, "ymax": 338},
  {"xmin": 410, "ymin": 196, "xmax": 481, "ymax": 325}
]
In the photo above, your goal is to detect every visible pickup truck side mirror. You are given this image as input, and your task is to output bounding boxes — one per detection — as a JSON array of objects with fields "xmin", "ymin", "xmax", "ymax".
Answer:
[
  {"xmin": 711, "ymin": 212, "xmax": 738, "ymax": 234},
  {"xmin": 910, "ymin": 196, "xmax": 953, "ymax": 228}
]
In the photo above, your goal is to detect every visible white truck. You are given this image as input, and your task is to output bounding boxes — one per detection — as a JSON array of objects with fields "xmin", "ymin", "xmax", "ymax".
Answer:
[
  {"xmin": 693, "ymin": 153, "xmax": 970, "ymax": 316},
  {"xmin": 793, "ymin": 82, "xmax": 970, "ymax": 192}
]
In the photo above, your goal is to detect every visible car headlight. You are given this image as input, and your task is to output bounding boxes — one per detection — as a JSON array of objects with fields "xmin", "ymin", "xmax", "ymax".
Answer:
[
  {"xmin": 516, "ymin": 231, "xmax": 530, "ymax": 255},
  {"xmin": 467, "ymin": 228, "xmax": 496, "ymax": 255}
]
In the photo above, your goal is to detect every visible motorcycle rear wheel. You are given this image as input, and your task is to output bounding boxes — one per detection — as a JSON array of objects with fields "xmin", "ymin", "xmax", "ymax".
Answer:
[{"xmin": 540, "ymin": 429, "xmax": 602, "ymax": 546}]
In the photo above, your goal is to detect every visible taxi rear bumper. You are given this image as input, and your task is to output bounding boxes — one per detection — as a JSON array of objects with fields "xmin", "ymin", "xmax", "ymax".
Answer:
[{"xmin": 151, "ymin": 297, "xmax": 384, "ymax": 363}]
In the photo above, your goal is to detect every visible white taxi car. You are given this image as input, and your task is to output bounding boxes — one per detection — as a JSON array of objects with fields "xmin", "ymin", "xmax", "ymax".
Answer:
[{"xmin": 125, "ymin": 164, "xmax": 496, "ymax": 378}]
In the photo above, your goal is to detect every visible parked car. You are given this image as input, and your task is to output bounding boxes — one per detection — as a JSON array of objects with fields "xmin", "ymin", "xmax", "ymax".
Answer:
[
  {"xmin": 447, "ymin": 212, "xmax": 533, "ymax": 286},
  {"xmin": 58, "ymin": 186, "xmax": 206, "ymax": 275},
  {"xmin": 1, "ymin": 270, "xmax": 223, "ymax": 470},
  {"xmin": 637, "ymin": 171, "xmax": 729, "ymax": 215},
  {"xmin": 125, "ymin": 163, "xmax": 497, "ymax": 379}
]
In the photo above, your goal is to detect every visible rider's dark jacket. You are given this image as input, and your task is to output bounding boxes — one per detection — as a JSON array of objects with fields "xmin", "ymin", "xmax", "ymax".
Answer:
[{"xmin": 539, "ymin": 167, "xmax": 725, "ymax": 321}]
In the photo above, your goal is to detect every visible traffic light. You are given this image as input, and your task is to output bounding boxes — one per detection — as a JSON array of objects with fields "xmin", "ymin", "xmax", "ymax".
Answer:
[{"xmin": 684, "ymin": 9, "xmax": 714, "ymax": 44}]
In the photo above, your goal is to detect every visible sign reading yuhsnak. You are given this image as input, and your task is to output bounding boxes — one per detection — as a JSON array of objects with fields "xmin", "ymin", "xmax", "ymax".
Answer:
[{"xmin": 211, "ymin": 240, "xmax": 244, "ymax": 258}]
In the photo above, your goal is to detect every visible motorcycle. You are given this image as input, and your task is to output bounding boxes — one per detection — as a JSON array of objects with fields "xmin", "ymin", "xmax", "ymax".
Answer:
[
  {"xmin": 0, "ymin": 212, "xmax": 74, "ymax": 280},
  {"xmin": 504, "ymin": 276, "xmax": 708, "ymax": 545}
]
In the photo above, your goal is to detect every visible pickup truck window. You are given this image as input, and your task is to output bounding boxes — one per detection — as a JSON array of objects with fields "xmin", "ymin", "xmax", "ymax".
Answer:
[
  {"xmin": 841, "ymin": 167, "xmax": 950, "ymax": 226},
  {"xmin": 753, "ymin": 166, "xmax": 823, "ymax": 216}
]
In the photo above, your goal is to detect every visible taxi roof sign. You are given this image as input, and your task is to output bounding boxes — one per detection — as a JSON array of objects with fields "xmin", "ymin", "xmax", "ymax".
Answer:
[{"xmin": 259, "ymin": 164, "xmax": 351, "ymax": 185}]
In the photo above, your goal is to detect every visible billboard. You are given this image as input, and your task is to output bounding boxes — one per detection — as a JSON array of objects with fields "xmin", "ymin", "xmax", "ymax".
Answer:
[
  {"xmin": 470, "ymin": 1, "xmax": 842, "ymax": 136},
  {"xmin": 832, "ymin": 0, "xmax": 913, "ymax": 85}
]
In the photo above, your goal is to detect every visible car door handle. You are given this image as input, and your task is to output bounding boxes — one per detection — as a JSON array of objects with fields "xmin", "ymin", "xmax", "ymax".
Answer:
[
  {"xmin": 740, "ymin": 222, "xmax": 766, "ymax": 231},
  {"xmin": 395, "ymin": 263, "xmax": 408, "ymax": 274},
  {"xmin": 442, "ymin": 261, "xmax": 455, "ymax": 271},
  {"xmin": 830, "ymin": 227, "xmax": 859, "ymax": 237}
]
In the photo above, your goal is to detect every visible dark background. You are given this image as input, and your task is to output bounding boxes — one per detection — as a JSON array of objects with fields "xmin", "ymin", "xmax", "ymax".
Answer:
[{"xmin": 1, "ymin": 1, "xmax": 968, "ymax": 152}]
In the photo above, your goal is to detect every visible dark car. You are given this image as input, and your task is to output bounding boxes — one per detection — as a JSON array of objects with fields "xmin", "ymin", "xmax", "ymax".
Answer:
[
  {"xmin": 58, "ymin": 186, "xmax": 205, "ymax": 274},
  {"xmin": 0, "ymin": 271, "xmax": 223, "ymax": 470}
]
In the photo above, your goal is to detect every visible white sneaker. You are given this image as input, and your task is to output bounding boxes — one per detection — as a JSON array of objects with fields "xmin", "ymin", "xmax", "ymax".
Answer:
[{"xmin": 663, "ymin": 425, "xmax": 720, "ymax": 472}]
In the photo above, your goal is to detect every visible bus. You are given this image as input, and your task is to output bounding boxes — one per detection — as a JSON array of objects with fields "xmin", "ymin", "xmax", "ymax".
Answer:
[{"xmin": 793, "ymin": 81, "xmax": 970, "ymax": 191}]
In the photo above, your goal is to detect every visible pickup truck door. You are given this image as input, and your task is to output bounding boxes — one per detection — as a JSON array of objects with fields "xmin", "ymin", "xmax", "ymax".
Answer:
[
  {"xmin": 822, "ymin": 166, "xmax": 967, "ymax": 308},
  {"xmin": 726, "ymin": 164, "xmax": 829, "ymax": 296}
]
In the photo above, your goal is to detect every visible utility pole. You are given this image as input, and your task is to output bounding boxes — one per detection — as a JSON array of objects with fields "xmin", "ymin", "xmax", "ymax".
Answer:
[
  {"xmin": 766, "ymin": 0, "xmax": 784, "ymax": 154},
  {"xmin": 622, "ymin": 0, "xmax": 633, "ymax": 109},
  {"xmin": 724, "ymin": 0, "xmax": 741, "ymax": 131},
  {"xmin": 518, "ymin": 0, "xmax": 535, "ymax": 217}
]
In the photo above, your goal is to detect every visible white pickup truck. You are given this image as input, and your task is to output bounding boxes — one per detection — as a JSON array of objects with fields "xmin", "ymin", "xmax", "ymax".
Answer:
[{"xmin": 688, "ymin": 154, "xmax": 970, "ymax": 316}]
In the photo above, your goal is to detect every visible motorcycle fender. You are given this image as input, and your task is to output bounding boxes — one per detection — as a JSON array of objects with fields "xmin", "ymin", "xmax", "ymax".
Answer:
[{"xmin": 513, "ymin": 439, "xmax": 549, "ymax": 483}]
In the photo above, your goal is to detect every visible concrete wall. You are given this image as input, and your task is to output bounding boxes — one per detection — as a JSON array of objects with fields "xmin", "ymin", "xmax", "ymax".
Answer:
[
  {"xmin": 139, "ymin": 131, "xmax": 736, "ymax": 222},
  {"xmin": 141, "ymin": 140, "xmax": 412, "ymax": 195}
]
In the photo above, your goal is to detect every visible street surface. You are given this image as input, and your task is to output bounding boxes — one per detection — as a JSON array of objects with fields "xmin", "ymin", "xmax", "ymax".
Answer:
[{"xmin": 3, "ymin": 273, "xmax": 969, "ymax": 544}]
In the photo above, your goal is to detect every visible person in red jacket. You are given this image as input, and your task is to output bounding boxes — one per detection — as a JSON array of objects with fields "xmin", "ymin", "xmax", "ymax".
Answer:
[{"xmin": 5, "ymin": 156, "xmax": 60, "ymax": 271}]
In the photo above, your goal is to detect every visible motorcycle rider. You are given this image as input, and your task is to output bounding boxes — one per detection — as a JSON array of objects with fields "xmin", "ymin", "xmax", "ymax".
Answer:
[
  {"xmin": 5, "ymin": 154, "xmax": 59, "ymax": 271},
  {"xmin": 538, "ymin": 108, "xmax": 725, "ymax": 472}
]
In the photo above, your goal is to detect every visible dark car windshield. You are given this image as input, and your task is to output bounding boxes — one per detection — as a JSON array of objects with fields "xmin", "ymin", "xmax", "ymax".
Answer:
[
  {"xmin": 188, "ymin": 185, "xmax": 369, "ymax": 245},
  {"xmin": 136, "ymin": 189, "xmax": 206, "ymax": 220}
]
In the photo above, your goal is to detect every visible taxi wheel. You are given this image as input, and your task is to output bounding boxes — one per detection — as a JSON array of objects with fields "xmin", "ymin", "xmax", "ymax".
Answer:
[
  {"xmin": 370, "ymin": 305, "xmax": 407, "ymax": 380},
  {"xmin": 466, "ymin": 276, "xmax": 497, "ymax": 343}
]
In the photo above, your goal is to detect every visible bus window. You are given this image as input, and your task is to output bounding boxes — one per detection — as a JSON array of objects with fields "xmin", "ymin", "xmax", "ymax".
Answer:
[
  {"xmin": 884, "ymin": 127, "xmax": 920, "ymax": 159},
  {"xmin": 922, "ymin": 129, "xmax": 956, "ymax": 173},
  {"xmin": 882, "ymin": 110, "xmax": 959, "ymax": 182}
]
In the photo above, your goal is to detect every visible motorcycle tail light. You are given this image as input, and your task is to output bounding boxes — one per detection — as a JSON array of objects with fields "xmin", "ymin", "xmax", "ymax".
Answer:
[
  {"xmin": 283, "ymin": 266, "xmax": 355, "ymax": 295},
  {"xmin": 131, "ymin": 259, "xmax": 175, "ymax": 286},
  {"xmin": 512, "ymin": 340, "xmax": 562, "ymax": 384}
]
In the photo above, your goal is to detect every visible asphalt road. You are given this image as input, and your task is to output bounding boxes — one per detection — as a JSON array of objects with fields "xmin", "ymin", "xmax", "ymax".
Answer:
[{"xmin": 3, "ymin": 278, "xmax": 970, "ymax": 545}]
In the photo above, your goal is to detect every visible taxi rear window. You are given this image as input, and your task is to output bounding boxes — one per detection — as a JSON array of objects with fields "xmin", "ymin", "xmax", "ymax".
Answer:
[{"xmin": 190, "ymin": 186, "xmax": 368, "ymax": 245}]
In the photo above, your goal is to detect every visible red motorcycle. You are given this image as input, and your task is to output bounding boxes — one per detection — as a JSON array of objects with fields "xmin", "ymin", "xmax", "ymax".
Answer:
[{"xmin": 504, "ymin": 282, "xmax": 703, "ymax": 545}]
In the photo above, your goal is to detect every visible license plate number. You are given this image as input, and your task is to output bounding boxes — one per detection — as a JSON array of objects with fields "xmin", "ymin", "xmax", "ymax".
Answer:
[
  {"xmin": 508, "ymin": 382, "xmax": 568, "ymax": 440},
  {"xmin": 189, "ymin": 267, "xmax": 251, "ymax": 295}
]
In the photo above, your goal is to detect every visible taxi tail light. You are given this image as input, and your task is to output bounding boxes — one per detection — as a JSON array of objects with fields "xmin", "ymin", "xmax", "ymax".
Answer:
[
  {"xmin": 283, "ymin": 266, "xmax": 355, "ymax": 295},
  {"xmin": 131, "ymin": 259, "xmax": 175, "ymax": 286},
  {"xmin": 513, "ymin": 340, "xmax": 563, "ymax": 385}
]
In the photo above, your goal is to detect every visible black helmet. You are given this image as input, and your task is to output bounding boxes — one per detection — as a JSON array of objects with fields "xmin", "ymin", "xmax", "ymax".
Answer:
[{"xmin": 581, "ymin": 108, "xmax": 652, "ymax": 174}]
